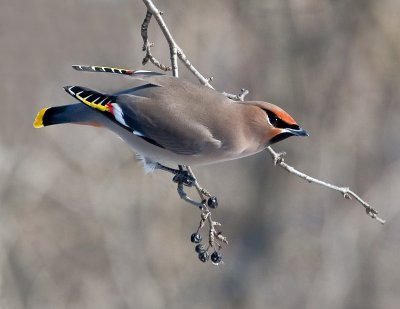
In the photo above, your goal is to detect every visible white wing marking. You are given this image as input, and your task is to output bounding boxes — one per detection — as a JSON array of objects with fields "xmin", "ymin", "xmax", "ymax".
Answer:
[{"xmin": 111, "ymin": 103, "xmax": 128, "ymax": 127}]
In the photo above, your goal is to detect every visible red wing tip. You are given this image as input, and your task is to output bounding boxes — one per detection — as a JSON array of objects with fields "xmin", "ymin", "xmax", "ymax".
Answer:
[{"xmin": 105, "ymin": 103, "xmax": 114, "ymax": 114}]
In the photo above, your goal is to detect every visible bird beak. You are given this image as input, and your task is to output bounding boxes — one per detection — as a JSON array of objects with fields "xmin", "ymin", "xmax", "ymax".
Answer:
[{"xmin": 286, "ymin": 127, "xmax": 309, "ymax": 137}]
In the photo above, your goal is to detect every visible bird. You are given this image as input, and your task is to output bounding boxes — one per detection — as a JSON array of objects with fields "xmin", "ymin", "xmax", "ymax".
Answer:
[{"xmin": 33, "ymin": 65, "xmax": 308, "ymax": 176}]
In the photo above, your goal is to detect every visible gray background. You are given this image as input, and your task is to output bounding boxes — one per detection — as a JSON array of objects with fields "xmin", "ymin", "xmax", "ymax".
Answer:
[{"xmin": 1, "ymin": 0, "xmax": 400, "ymax": 308}]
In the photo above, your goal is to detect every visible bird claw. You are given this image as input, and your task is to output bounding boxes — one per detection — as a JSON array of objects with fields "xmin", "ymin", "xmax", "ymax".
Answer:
[{"xmin": 172, "ymin": 171, "xmax": 196, "ymax": 187}]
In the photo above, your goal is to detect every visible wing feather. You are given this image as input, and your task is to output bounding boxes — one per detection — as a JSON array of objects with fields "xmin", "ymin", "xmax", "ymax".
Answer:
[
  {"xmin": 115, "ymin": 94, "xmax": 222, "ymax": 155},
  {"xmin": 72, "ymin": 64, "xmax": 172, "ymax": 87}
]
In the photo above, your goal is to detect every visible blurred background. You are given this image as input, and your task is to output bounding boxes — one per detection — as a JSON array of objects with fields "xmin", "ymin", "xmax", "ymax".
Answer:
[{"xmin": 1, "ymin": 0, "xmax": 400, "ymax": 308}]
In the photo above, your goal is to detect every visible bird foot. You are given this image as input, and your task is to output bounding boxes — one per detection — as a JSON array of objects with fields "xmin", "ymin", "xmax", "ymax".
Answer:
[
  {"xmin": 156, "ymin": 163, "xmax": 228, "ymax": 264},
  {"xmin": 172, "ymin": 170, "xmax": 196, "ymax": 187},
  {"xmin": 155, "ymin": 163, "xmax": 195, "ymax": 186}
]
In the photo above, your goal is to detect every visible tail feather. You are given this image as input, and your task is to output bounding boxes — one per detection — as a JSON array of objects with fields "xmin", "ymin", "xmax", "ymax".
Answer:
[
  {"xmin": 72, "ymin": 64, "xmax": 164, "ymax": 77},
  {"xmin": 33, "ymin": 107, "xmax": 50, "ymax": 128},
  {"xmin": 72, "ymin": 64, "xmax": 134, "ymax": 75},
  {"xmin": 33, "ymin": 104, "xmax": 102, "ymax": 128}
]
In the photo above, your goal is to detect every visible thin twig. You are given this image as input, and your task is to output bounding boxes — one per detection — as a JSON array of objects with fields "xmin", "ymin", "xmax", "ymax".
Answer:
[
  {"xmin": 185, "ymin": 165, "xmax": 212, "ymax": 200},
  {"xmin": 142, "ymin": 0, "xmax": 179, "ymax": 77},
  {"xmin": 140, "ymin": 10, "xmax": 171, "ymax": 71},
  {"xmin": 142, "ymin": 0, "xmax": 243, "ymax": 98},
  {"xmin": 177, "ymin": 182, "xmax": 204, "ymax": 209},
  {"xmin": 141, "ymin": 10, "xmax": 152, "ymax": 51},
  {"xmin": 222, "ymin": 89, "xmax": 250, "ymax": 101},
  {"xmin": 266, "ymin": 147, "xmax": 385, "ymax": 224},
  {"xmin": 140, "ymin": 0, "xmax": 385, "ymax": 227},
  {"xmin": 176, "ymin": 49, "xmax": 213, "ymax": 88}
]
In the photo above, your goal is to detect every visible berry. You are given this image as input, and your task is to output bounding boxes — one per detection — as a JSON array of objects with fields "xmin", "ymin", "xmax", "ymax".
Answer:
[
  {"xmin": 195, "ymin": 244, "xmax": 206, "ymax": 253},
  {"xmin": 207, "ymin": 196, "xmax": 218, "ymax": 208},
  {"xmin": 198, "ymin": 251, "xmax": 209, "ymax": 263},
  {"xmin": 190, "ymin": 233, "xmax": 202, "ymax": 243},
  {"xmin": 211, "ymin": 251, "xmax": 222, "ymax": 264}
]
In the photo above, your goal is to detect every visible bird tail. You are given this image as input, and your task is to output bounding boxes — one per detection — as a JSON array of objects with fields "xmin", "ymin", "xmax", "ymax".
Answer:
[
  {"xmin": 72, "ymin": 64, "xmax": 135, "ymax": 76},
  {"xmin": 72, "ymin": 64, "xmax": 164, "ymax": 78},
  {"xmin": 33, "ymin": 103, "xmax": 103, "ymax": 128}
]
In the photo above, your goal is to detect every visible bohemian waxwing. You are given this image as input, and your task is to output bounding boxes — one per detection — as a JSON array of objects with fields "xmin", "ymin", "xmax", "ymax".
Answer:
[{"xmin": 33, "ymin": 65, "xmax": 308, "ymax": 171}]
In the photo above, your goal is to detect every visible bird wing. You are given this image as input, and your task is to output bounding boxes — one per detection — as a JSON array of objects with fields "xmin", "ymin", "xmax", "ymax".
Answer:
[
  {"xmin": 115, "ymin": 94, "xmax": 222, "ymax": 155},
  {"xmin": 64, "ymin": 85, "xmax": 222, "ymax": 155}
]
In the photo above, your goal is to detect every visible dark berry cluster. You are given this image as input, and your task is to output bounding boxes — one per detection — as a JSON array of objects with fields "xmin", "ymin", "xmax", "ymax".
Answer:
[{"xmin": 190, "ymin": 232, "xmax": 223, "ymax": 265}]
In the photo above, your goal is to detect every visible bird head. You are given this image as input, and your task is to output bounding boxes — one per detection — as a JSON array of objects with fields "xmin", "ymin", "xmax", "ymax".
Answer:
[{"xmin": 251, "ymin": 102, "xmax": 309, "ymax": 145}]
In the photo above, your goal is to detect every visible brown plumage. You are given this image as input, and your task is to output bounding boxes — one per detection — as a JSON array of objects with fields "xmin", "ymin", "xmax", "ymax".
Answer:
[{"xmin": 33, "ymin": 65, "xmax": 308, "ymax": 169}]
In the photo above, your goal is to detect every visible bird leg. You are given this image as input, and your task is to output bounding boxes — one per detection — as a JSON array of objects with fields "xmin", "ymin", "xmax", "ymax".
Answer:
[
  {"xmin": 156, "ymin": 162, "xmax": 227, "ymax": 262},
  {"xmin": 180, "ymin": 165, "xmax": 228, "ymax": 264},
  {"xmin": 155, "ymin": 163, "xmax": 213, "ymax": 207},
  {"xmin": 155, "ymin": 163, "xmax": 196, "ymax": 187}
]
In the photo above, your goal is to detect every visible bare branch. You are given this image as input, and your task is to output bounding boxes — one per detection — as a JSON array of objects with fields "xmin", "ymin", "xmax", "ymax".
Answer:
[
  {"xmin": 176, "ymin": 182, "xmax": 204, "ymax": 209},
  {"xmin": 140, "ymin": 10, "xmax": 152, "ymax": 51},
  {"xmin": 140, "ymin": 0, "xmax": 385, "ymax": 244},
  {"xmin": 185, "ymin": 166, "xmax": 211, "ymax": 199},
  {"xmin": 176, "ymin": 49, "xmax": 213, "ymax": 88},
  {"xmin": 142, "ymin": 0, "xmax": 179, "ymax": 77},
  {"xmin": 266, "ymin": 147, "xmax": 385, "ymax": 224},
  {"xmin": 142, "ymin": 0, "xmax": 243, "ymax": 100},
  {"xmin": 140, "ymin": 10, "xmax": 171, "ymax": 71},
  {"xmin": 222, "ymin": 88, "xmax": 250, "ymax": 101}
]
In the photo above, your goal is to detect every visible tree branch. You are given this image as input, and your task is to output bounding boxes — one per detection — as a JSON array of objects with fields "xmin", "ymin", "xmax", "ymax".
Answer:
[
  {"xmin": 142, "ymin": 0, "xmax": 245, "ymax": 98},
  {"xmin": 140, "ymin": 0, "xmax": 384, "ymax": 231},
  {"xmin": 140, "ymin": 10, "xmax": 171, "ymax": 71},
  {"xmin": 142, "ymin": 1, "xmax": 178, "ymax": 77},
  {"xmin": 266, "ymin": 147, "xmax": 385, "ymax": 224}
]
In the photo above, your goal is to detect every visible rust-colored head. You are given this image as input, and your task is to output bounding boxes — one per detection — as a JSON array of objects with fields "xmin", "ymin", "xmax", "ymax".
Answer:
[{"xmin": 250, "ymin": 101, "xmax": 309, "ymax": 145}]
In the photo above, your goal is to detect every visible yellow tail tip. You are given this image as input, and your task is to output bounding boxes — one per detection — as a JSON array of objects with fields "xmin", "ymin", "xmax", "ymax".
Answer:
[{"xmin": 33, "ymin": 107, "xmax": 49, "ymax": 128}]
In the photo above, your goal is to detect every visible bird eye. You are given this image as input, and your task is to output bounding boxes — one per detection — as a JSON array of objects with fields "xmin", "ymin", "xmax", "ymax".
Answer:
[
  {"xmin": 266, "ymin": 111, "xmax": 279, "ymax": 127},
  {"xmin": 265, "ymin": 109, "xmax": 300, "ymax": 130}
]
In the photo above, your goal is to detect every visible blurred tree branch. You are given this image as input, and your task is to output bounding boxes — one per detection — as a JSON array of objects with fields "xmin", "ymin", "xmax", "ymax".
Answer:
[
  {"xmin": 141, "ymin": 0, "xmax": 385, "ymax": 230},
  {"xmin": 267, "ymin": 148, "xmax": 385, "ymax": 223}
]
